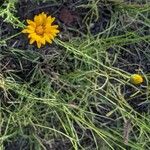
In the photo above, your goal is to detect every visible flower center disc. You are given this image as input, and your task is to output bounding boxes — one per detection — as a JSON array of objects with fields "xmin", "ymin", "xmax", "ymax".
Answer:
[{"xmin": 36, "ymin": 26, "xmax": 44, "ymax": 35}]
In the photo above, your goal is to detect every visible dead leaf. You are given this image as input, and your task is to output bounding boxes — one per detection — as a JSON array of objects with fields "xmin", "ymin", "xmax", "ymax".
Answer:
[
  {"xmin": 123, "ymin": 119, "xmax": 132, "ymax": 145},
  {"xmin": 59, "ymin": 8, "xmax": 74, "ymax": 25}
]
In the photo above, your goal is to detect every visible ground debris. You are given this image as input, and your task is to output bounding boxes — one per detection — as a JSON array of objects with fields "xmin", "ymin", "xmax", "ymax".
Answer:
[{"xmin": 59, "ymin": 7, "xmax": 76, "ymax": 25}]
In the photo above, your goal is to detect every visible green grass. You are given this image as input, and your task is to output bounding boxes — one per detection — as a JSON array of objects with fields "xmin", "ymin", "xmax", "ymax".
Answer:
[{"xmin": 0, "ymin": 0, "xmax": 150, "ymax": 150}]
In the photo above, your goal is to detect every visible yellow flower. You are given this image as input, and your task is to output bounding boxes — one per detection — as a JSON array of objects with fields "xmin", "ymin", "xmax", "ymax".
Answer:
[
  {"xmin": 22, "ymin": 12, "xmax": 59, "ymax": 48},
  {"xmin": 130, "ymin": 74, "xmax": 143, "ymax": 85}
]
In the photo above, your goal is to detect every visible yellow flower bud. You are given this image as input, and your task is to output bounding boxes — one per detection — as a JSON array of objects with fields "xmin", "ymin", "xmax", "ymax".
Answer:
[{"xmin": 130, "ymin": 74, "xmax": 143, "ymax": 85}]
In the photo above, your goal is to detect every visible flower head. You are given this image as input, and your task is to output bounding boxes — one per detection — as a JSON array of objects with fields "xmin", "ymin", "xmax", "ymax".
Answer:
[
  {"xmin": 130, "ymin": 74, "xmax": 143, "ymax": 85},
  {"xmin": 22, "ymin": 12, "xmax": 59, "ymax": 48}
]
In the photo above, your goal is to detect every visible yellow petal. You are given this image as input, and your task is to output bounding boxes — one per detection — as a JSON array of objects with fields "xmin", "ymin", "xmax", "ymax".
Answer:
[
  {"xmin": 45, "ymin": 26, "xmax": 59, "ymax": 35},
  {"xmin": 37, "ymin": 42, "xmax": 42, "ymax": 48},
  {"xmin": 28, "ymin": 33, "xmax": 37, "ymax": 38},
  {"xmin": 45, "ymin": 27, "xmax": 53, "ymax": 34},
  {"xmin": 29, "ymin": 34, "xmax": 41, "ymax": 43},
  {"xmin": 46, "ymin": 16, "xmax": 55, "ymax": 25},
  {"xmin": 44, "ymin": 34, "xmax": 52, "ymax": 43},
  {"xmin": 34, "ymin": 15, "xmax": 43, "ymax": 25},
  {"xmin": 22, "ymin": 29, "xmax": 34, "ymax": 33},
  {"xmin": 52, "ymin": 29, "xmax": 60, "ymax": 34},
  {"xmin": 22, "ymin": 29, "xmax": 28, "ymax": 33},
  {"xmin": 35, "ymin": 35, "xmax": 41, "ymax": 41},
  {"xmin": 29, "ymin": 39, "xmax": 35, "ymax": 44},
  {"xmin": 51, "ymin": 25, "xmax": 59, "ymax": 29},
  {"xmin": 40, "ymin": 37, "xmax": 46, "ymax": 45},
  {"xmin": 27, "ymin": 25, "xmax": 35, "ymax": 31},
  {"xmin": 41, "ymin": 12, "xmax": 47, "ymax": 22},
  {"xmin": 27, "ymin": 19, "xmax": 36, "ymax": 27},
  {"xmin": 47, "ymin": 33, "xmax": 55, "ymax": 40}
]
